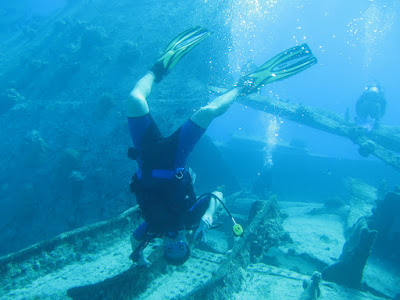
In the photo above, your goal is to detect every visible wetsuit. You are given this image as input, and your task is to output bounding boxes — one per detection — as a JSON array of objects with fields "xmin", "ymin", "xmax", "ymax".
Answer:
[
  {"xmin": 356, "ymin": 88, "xmax": 386, "ymax": 122},
  {"xmin": 128, "ymin": 114, "xmax": 211, "ymax": 240}
]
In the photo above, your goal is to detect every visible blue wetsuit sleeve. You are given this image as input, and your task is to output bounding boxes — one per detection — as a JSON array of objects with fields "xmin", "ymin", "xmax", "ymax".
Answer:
[
  {"xmin": 183, "ymin": 194, "xmax": 211, "ymax": 227},
  {"xmin": 175, "ymin": 120, "xmax": 206, "ymax": 168},
  {"xmin": 127, "ymin": 115, "xmax": 152, "ymax": 149}
]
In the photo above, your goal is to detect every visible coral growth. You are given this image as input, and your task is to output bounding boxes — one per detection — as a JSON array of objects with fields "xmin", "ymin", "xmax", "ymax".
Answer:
[
  {"xmin": 118, "ymin": 41, "xmax": 140, "ymax": 65},
  {"xmin": 68, "ymin": 170, "xmax": 86, "ymax": 199},
  {"xmin": 0, "ymin": 89, "xmax": 24, "ymax": 114},
  {"xmin": 20, "ymin": 130, "xmax": 48, "ymax": 168},
  {"xmin": 248, "ymin": 197, "xmax": 292, "ymax": 263},
  {"xmin": 80, "ymin": 25, "xmax": 105, "ymax": 51},
  {"xmin": 95, "ymin": 92, "xmax": 115, "ymax": 119},
  {"xmin": 57, "ymin": 148, "xmax": 80, "ymax": 178},
  {"xmin": 322, "ymin": 217, "xmax": 377, "ymax": 289},
  {"xmin": 368, "ymin": 191, "xmax": 400, "ymax": 260},
  {"xmin": 358, "ymin": 140, "xmax": 376, "ymax": 157},
  {"xmin": 28, "ymin": 59, "xmax": 48, "ymax": 72},
  {"xmin": 299, "ymin": 271, "xmax": 321, "ymax": 300}
]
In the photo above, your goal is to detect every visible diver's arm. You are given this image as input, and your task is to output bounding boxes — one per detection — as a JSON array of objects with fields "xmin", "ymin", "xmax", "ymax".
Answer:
[
  {"xmin": 194, "ymin": 191, "xmax": 223, "ymax": 242},
  {"xmin": 190, "ymin": 88, "xmax": 240, "ymax": 129},
  {"xmin": 201, "ymin": 191, "xmax": 222, "ymax": 225},
  {"xmin": 130, "ymin": 235, "xmax": 151, "ymax": 266},
  {"xmin": 126, "ymin": 72, "xmax": 155, "ymax": 117},
  {"xmin": 130, "ymin": 234, "xmax": 141, "ymax": 251}
]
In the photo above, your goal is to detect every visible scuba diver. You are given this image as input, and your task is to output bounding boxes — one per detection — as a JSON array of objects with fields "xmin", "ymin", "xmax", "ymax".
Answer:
[
  {"xmin": 127, "ymin": 26, "xmax": 317, "ymax": 266},
  {"xmin": 355, "ymin": 83, "xmax": 386, "ymax": 131}
]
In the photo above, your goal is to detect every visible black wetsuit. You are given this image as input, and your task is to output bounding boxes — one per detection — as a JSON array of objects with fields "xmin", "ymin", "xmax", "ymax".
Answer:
[
  {"xmin": 128, "ymin": 114, "xmax": 210, "ymax": 240},
  {"xmin": 356, "ymin": 88, "xmax": 386, "ymax": 122}
]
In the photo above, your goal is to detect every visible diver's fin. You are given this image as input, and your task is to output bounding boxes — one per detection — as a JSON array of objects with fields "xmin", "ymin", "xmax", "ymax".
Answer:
[
  {"xmin": 238, "ymin": 43, "xmax": 317, "ymax": 94},
  {"xmin": 159, "ymin": 26, "xmax": 211, "ymax": 70},
  {"xmin": 151, "ymin": 26, "xmax": 211, "ymax": 82}
]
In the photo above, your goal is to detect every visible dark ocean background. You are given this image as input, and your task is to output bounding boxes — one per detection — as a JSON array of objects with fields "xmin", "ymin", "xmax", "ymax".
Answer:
[{"xmin": 0, "ymin": 0, "xmax": 399, "ymax": 263}]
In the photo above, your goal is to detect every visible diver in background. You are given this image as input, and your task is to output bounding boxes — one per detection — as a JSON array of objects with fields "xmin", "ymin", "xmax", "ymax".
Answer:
[
  {"xmin": 355, "ymin": 83, "xmax": 386, "ymax": 131},
  {"xmin": 127, "ymin": 26, "xmax": 317, "ymax": 266}
]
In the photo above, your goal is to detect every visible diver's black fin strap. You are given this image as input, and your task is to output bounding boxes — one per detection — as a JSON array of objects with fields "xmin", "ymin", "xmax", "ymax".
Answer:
[{"xmin": 150, "ymin": 26, "xmax": 211, "ymax": 83}]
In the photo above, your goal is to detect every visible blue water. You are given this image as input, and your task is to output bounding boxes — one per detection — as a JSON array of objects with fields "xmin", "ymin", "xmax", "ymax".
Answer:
[
  {"xmin": 3, "ymin": 0, "xmax": 399, "ymax": 161},
  {"xmin": 207, "ymin": 0, "xmax": 400, "ymax": 159}
]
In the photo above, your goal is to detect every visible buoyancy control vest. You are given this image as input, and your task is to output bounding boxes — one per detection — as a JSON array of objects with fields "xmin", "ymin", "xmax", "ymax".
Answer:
[{"xmin": 127, "ymin": 128, "xmax": 196, "ymax": 233}]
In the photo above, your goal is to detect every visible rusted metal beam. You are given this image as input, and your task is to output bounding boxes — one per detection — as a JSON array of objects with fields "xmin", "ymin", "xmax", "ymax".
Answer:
[{"xmin": 237, "ymin": 93, "xmax": 400, "ymax": 171}]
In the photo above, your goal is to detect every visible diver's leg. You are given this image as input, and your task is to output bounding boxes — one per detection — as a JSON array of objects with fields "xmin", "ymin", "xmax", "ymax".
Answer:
[
  {"xmin": 190, "ymin": 88, "xmax": 240, "ymax": 129},
  {"xmin": 127, "ymin": 71, "xmax": 163, "ymax": 147},
  {"xmin": 172, "ymin": 88, "xmax": 240, "ymax": 167},
  {"xmin": 127, "ymin": 26, "xmax": 211, "ymax": 118},
  {"xmin": 126, "ymin": 72, "xmax": 155, "ymax": 117}
]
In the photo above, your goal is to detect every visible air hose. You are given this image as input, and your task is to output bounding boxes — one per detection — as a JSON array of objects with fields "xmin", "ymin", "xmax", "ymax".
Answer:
[{"xmin": 198, "ymin": 193, "xmax": 244, "ymax": 237}]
